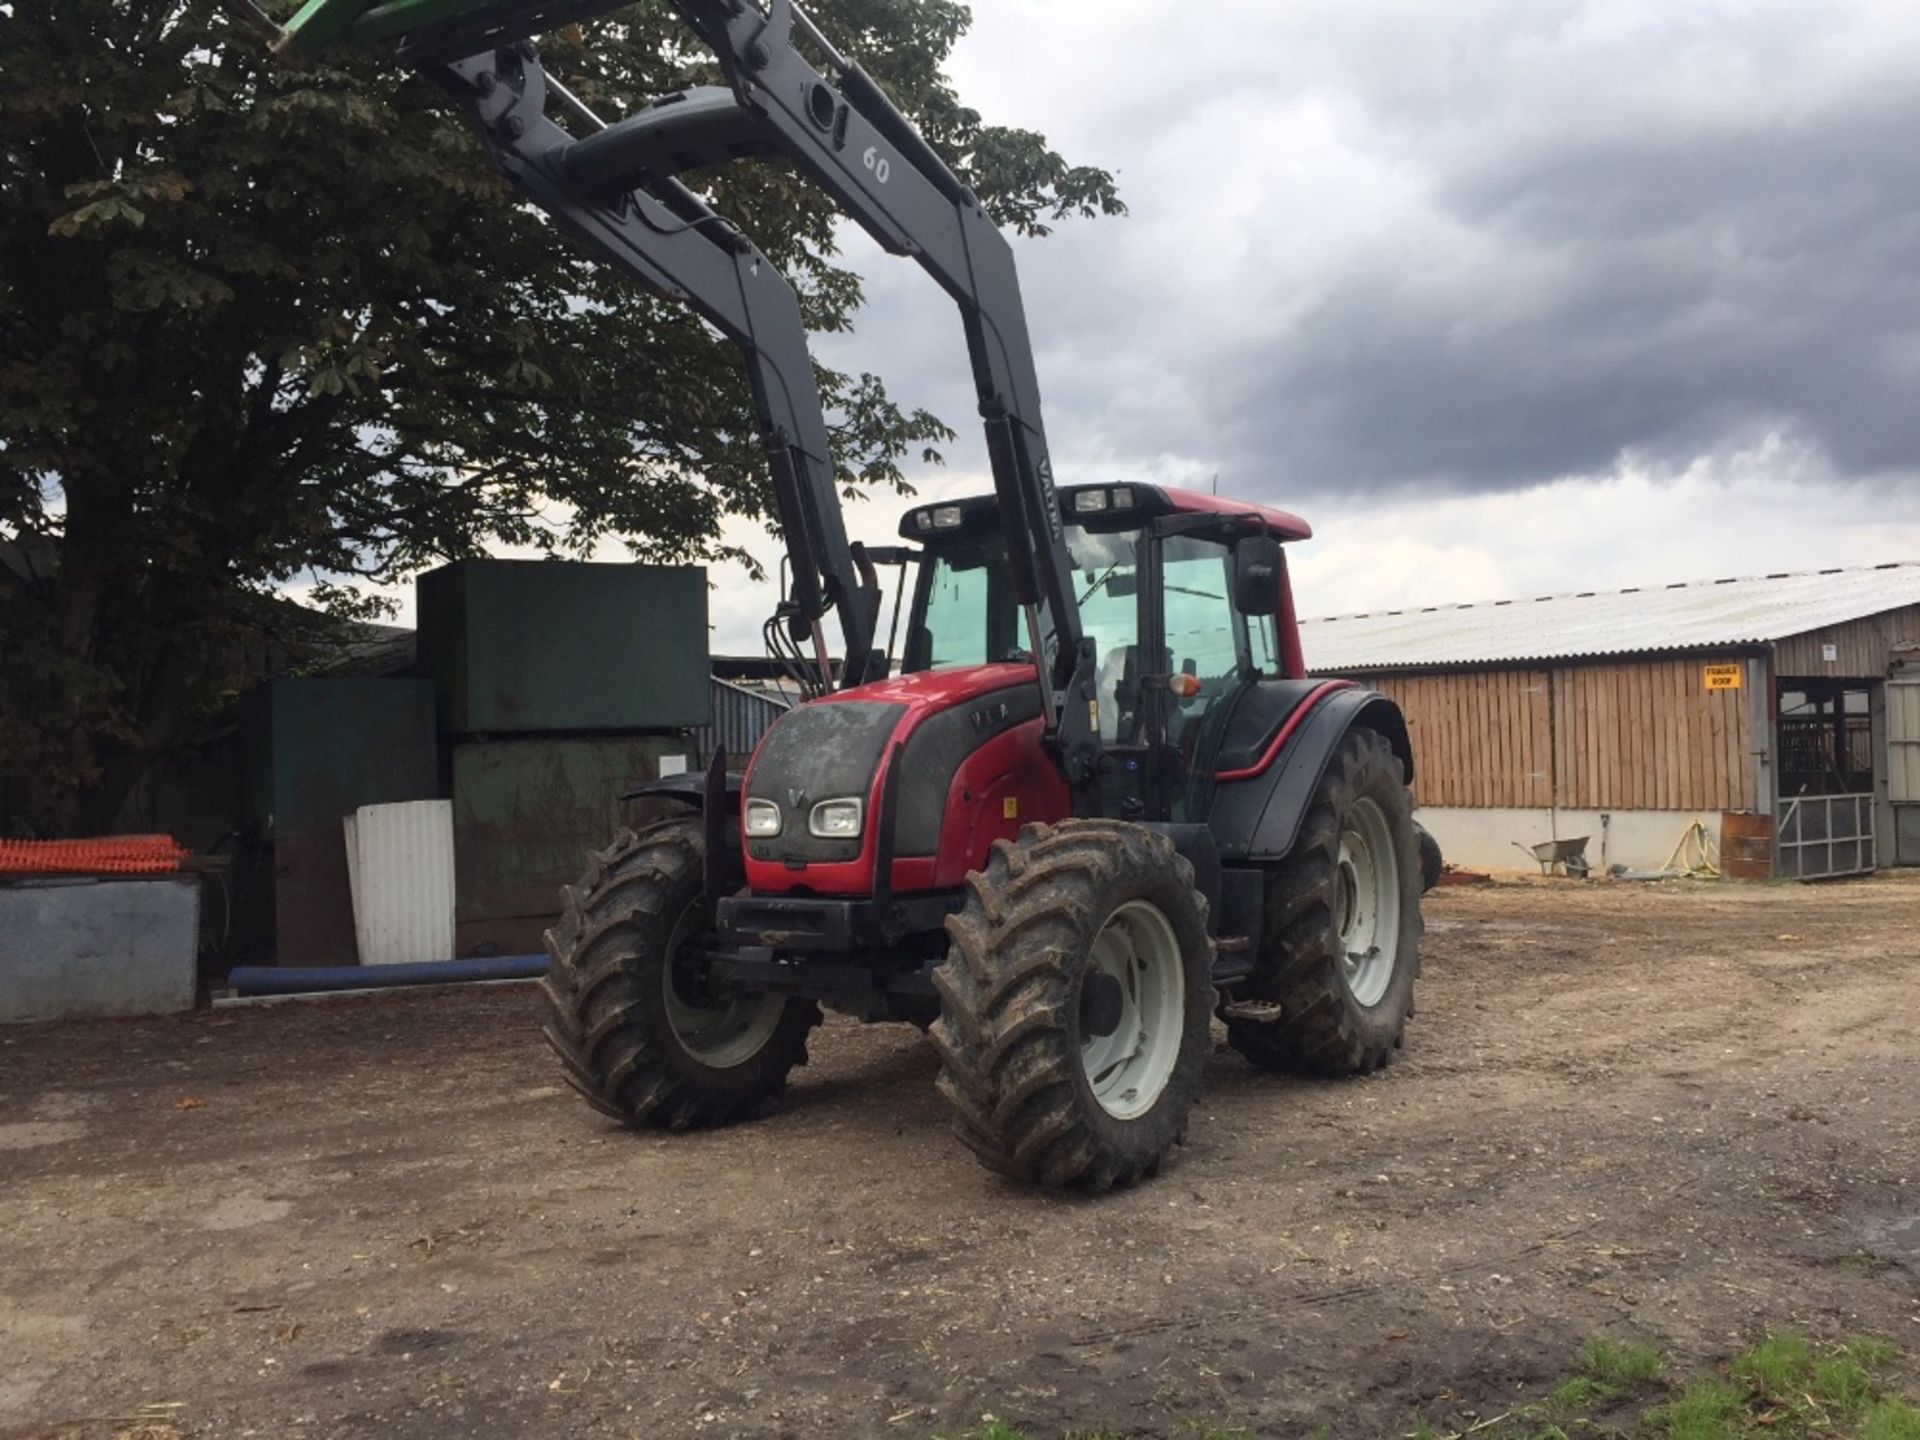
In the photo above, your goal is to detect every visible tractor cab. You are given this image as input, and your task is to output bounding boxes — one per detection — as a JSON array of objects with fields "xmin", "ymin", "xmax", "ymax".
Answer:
[{"xmin": 898, "ymin": 484, "xmax": 1313, "ymax": 824}]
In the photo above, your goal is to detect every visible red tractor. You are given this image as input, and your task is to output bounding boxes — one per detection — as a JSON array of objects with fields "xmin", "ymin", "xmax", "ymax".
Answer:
[{"xmin": 272, "ymin": 0, "xmax": 1434, "ymax": 1190}]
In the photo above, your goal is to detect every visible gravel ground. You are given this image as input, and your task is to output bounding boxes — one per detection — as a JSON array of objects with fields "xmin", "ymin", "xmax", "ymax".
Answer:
[{"xmin": 2, "ymin": 871, "xmax": 1917, "ymax": 1439}]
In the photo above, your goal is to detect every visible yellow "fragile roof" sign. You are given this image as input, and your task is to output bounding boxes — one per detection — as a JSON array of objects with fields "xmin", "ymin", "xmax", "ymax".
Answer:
[{"xmin": 1705, "ymin": 663, "xmax": 1742, "ymax": 691}]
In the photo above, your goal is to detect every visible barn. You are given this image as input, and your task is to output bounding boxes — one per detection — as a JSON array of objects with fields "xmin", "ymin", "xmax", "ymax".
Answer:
[{"xmin": 1300, "ymin": 565, "xmax": 1920, "ymax": 878}]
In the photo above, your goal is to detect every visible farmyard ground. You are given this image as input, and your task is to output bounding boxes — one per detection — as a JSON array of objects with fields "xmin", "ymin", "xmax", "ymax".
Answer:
[{"xmin": 3, "ymin": 873, "xmax": 1917, "ymax": 1437}]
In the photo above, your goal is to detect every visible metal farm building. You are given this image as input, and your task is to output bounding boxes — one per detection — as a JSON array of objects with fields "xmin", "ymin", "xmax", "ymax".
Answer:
[{"xmin": 1300, "ymin": 565, "xmax": 1920, "ymax": 878}]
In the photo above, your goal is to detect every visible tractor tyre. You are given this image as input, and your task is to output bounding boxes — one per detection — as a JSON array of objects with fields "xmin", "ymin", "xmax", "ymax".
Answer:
[
  {"xmin": 541, "ymin": 817, "xmax": 819, "ymax": 1130},
  {"xmin": 929, "ymin": 820, "xmax": 1214, "ymax": 1191},
  {"xmin": 1226, "ymin": 726, "xmax": 1423, "ymax": 1076},
  {"xmin": 1415, "ymin": 820, "xmax": 1444, "ymax": 893}
]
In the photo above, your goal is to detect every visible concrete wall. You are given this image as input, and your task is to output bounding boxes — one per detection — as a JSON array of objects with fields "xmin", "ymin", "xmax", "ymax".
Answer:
[
  {"xmin": 1, "ymin": 876, "xmax": 199, "ymax": 1023},
  {"xmin": 1416, "ymin": 806, "xmax": 1723, "ymax": 873}
]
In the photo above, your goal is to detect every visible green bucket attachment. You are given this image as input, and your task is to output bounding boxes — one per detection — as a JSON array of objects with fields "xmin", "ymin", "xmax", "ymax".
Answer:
[{"xmin": 273, "ymin": 0, "xmax": 626, "ymax": 58}]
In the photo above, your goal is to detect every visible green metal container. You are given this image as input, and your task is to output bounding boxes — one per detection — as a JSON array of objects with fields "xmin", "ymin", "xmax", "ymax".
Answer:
[
  {"xmin": 239, "ymin": 677, "xmax": 439, "ymax": 966},
  {"xmin": 417, "ymin": 559, "xmax": 710, "ymax": 735},
  {"xmin": 449, "ymin": 735, "xmax": 690, "ymax": 950},
  {"xmin": 241, "ymin": 678, "xmax": 439, "ymax": 838}
]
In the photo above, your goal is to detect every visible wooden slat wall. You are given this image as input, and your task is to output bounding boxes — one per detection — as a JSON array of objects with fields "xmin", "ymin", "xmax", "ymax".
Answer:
[
  {"xmin": 1367, "ymin": 656, "xmax": 1754, "ymax": 811},
  {"xmin": 1365, "ymin": 669, "xmax": 1551, "ymax": 809},
  {"xmin": 1772, "ymin": 604, "xmax": 1920, "ymax": 677}
]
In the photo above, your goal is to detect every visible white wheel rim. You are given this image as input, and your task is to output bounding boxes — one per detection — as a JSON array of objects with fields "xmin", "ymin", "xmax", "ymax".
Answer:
[
  {"xmin": 1336, "ymin": 796, "xmax": 1400, "ymax": 1009},
  {"xmin": 1079, "ymin": 899, "xmax": 1186, "ymax": 1120},
  {"xmin": 660, "ymin": 906, "xmax": 786, "ymax": 1068}
]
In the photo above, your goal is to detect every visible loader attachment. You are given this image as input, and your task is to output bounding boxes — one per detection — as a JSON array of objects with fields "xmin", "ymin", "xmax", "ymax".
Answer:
[
  {"xmin": 274, "ymin": 0, "xmax": 621, "ymax": 57},
  {"xmin": 265, "ymin": 0, "xmax": 1100, "ymax": 786},
  {"xmin": 260, "ymin": 0, "xmax": 882, "ymax": 692}
]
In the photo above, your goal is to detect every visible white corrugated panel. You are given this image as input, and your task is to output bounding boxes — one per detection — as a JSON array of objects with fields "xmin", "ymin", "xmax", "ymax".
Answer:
[
  {"xmin": 1891, "ymin": 679, "xmax": 1920, "ymax": 804},
  {"xmin": 1300, "ymin": 563, "xmax": 1920, "ymax": 671},
  {"xmin": 343, "ymin": 800, "xmax": 455, "ymax": 966}
]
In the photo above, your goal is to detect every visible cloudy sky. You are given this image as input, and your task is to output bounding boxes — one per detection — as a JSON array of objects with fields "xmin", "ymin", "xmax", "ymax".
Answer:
[{"xmin": 694, "ymin": 0, "xmax": 1920, "ymax": 657}]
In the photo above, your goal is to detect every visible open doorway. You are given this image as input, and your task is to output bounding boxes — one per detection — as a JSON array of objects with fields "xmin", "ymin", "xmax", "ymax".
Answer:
[{"xmin": 1775, "ymin": 679, "xmax": 1877, "ymax": 878}]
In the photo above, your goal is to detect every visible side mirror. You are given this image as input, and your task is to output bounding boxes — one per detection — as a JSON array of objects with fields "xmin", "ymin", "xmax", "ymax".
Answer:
[{"xmin": 1232, "ymin": 535, "xmax": 1282, "ymax": 616}]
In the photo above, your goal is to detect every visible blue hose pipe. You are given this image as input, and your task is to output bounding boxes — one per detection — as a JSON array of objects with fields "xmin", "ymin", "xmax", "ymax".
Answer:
[{"xmin": 228, "ymin": 954, "xmax": 549, "ymax": 996}]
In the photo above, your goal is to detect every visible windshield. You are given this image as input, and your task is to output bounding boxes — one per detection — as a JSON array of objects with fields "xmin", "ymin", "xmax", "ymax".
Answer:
[{"xmin": 911, "ymin": 524, "xmax": 1147, "ymax": 741}]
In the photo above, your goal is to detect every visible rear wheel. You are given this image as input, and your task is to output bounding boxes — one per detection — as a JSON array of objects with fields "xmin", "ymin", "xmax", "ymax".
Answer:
[
  {"xmin": 541, "ymin": 818, "xmax": 819, "ymax": 1129},
  {"xmin": 930, "ymin": 820, "xmax": 1214, "ymax": 1191},
  {"xmin": 1414, "ymin": 820, "xmax": 1444, "ymax": 893},
  {"xmin": 1226, "ymin": 727, "xmax": 1422, "ymax": 1075}
]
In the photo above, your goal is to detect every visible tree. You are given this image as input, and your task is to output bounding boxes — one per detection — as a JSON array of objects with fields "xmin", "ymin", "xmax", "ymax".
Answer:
[{"xmin": 0, "ymin": 0, "xmax": 1122, "ymax": 836}]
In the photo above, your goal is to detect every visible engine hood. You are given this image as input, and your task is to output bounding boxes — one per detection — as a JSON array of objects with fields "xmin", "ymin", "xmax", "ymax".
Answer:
[{"xmin": 740, "ymin": 662, "xmax": 1062, "ymax": 894}]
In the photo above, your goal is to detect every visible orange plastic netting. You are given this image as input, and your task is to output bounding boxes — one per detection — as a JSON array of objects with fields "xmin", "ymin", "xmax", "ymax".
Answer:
[{"xmin": 0, "ymin": 835, "xmax": 191, "ymax": 876}]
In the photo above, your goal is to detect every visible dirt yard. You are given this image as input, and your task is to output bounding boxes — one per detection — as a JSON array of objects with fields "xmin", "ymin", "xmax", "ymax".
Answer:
[{"xmin": 3, "ymin": 873, "xmax": 1917, "ymax": 1439}]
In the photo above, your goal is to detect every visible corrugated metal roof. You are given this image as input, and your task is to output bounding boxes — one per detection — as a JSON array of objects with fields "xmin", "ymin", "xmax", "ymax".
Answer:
[
  {"xmin": 691, "ymin": 675, "xmax": 791, "ymax": 764},
  {"xmin": 1301, "ymin": 563, "xmax": 1920, "ymax": 671}
]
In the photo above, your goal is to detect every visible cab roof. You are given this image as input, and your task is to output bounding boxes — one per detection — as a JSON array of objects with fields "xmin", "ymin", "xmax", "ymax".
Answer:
[{"xmin": 898, "ymin": 483, "xmax": 1311, "ymax": 543}]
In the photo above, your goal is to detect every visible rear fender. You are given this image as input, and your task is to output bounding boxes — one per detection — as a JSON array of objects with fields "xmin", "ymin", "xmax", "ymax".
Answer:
[{"xmin": 1207, "ymin": 687, "xmax": 1414, "ymax": 863}]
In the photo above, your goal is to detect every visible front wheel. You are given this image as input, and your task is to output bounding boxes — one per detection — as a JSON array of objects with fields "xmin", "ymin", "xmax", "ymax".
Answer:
[
  {"xmin": 1226, "ymin": 726, "xmax": 1423, "ymax": 1075},
  {"xmin": 929, "ymin": 821, "xmax": 1214, "ymax": 1191},
  {"xmin": 541, "ymin": 818, "xmax": 819, "ymax": 1130}
]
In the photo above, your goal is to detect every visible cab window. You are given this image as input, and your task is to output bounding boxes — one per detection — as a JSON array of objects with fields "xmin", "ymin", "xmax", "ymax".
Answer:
[
  {"xmin": 1072, "ymin": 528, "xmax": 1144, "ymax": 743},
  {"xmin": 1159, "ymin": 534, "xmax": 1244, "ymax": 750},
  {"xmin": 913, "ymin": 542, "xmax": 1015, "ymax": 670},
  {"xmin": 1161, "ymin": 535, "xmax": 1241, "ymax": 684}
]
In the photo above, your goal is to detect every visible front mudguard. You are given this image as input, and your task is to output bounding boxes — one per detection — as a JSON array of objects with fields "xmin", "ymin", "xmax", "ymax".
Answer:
[
  {"xmin": 1207, "ymin": 687, "xmax": 1415, "ymax": 864},
  {"xmin": 619, "ymin": 751, "xmax": 746, "ymax": 904}
]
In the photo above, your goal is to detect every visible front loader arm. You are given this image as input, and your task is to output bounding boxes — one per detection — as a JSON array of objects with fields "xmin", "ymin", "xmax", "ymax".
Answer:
[
  {"xmin": 269, "ymin": 0, "xmax": 1098, "ymax": 783},
  {"xmin": 497, "ymin": 0, "xmax": 1100, "ymax": 783},
  {"xmin": 448, "ymin": 49, "xmax": 883, "ymax": 690},
  {"xmin": 674, "ymin": 0, "xmax": 1101, "ymax": 784},
  {"xmin": 265, "ymin": 3, "xmax": 881, "ymax": 691}
]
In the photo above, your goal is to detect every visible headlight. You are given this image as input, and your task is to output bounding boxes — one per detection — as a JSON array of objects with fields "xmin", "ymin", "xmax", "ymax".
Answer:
[
  {"xmin": 808, "ymin": 797, "xmax": 864, "ymax": 839},
  {"xmin": 744, "ymin": 799, "xmax": 782, "ymax": 837}
]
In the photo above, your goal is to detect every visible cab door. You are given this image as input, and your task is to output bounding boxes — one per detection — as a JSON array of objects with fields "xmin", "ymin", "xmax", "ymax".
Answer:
[{"xmin": 1144, "ymin": 528, "xmax": 1264, "ymax": 821}]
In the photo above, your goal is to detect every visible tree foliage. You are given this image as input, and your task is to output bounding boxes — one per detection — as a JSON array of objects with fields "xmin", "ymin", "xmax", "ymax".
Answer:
[{"xmin": 0, "ymin": 0, "xmax": 1122, "ymax": 835}]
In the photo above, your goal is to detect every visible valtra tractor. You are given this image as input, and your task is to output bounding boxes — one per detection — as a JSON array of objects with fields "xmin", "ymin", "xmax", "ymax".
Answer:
[{"xmin": 264, "ymin": 0, "xmax": 1438, "ymax": 1190}]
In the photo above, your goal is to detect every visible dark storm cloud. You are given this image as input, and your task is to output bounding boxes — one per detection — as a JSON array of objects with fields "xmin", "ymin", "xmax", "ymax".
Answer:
[
  {"xmin": 824, "ymin": 0, "xmax": 1920, "ymax": 507},
  {"xmin": 1234, "ymin": 99, "xmax": 1920, "ymax": 491}
]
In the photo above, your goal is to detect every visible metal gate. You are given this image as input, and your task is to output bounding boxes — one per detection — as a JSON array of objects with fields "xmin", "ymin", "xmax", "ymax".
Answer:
[
  {"xmin": 1775, "ymin": 793, "xmax": 1877, "ymax": 880},
  {"xmin": 1892, "ymin": 677, "xmax": 1920, "ymax": 864}
]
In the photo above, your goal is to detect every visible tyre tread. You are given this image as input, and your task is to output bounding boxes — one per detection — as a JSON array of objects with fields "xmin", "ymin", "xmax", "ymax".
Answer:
[
  {"xmin": 1226, "ymin": 728, "xmax": 1424, "ymax": 1076},
  {"xmin": 542, "ymin": 818, "xmax": 818, "ymax": 1130},
  {"xmin": 930, "ymin": 821, "xmax": 1212, "ymax": 1192}
]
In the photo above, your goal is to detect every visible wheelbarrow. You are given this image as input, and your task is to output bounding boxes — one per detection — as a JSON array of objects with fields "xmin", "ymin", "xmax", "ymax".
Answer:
[{"xmin": 1513, "ymin": 835, "xmax": 1591, "ymax": 878}]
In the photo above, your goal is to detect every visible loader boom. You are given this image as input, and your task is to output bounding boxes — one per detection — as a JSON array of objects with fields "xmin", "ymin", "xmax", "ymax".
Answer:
[
  {"xmin": 270, "ymin": 0, "xmax": 1103, "ymax": 787},
  {"xmin": 670, "ymin": 2, "xmax": 1094, "ymax": 739},
  {"xmin": 268, "ymin": 12, "xmax": 885, "ymax": 692}
]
